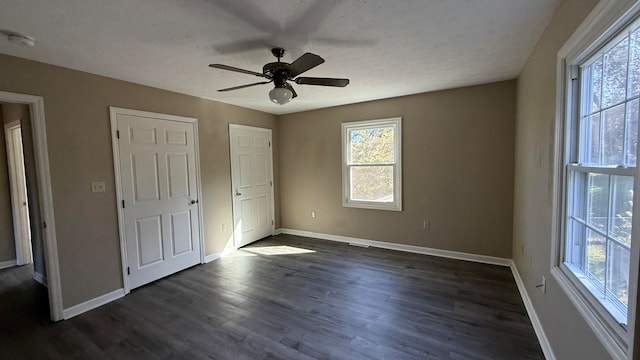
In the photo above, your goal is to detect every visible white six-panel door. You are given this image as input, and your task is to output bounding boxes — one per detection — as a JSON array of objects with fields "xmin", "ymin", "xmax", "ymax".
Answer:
[
  {"xmin": 112, "ymin": 109, "xmax": 202, "ymax": 291},
  {"xmin": 229, "ymin": 125, "xmax": 274, "ymax": 248}
]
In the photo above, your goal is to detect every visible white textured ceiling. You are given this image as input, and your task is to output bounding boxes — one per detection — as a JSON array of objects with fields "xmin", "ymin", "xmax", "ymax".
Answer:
[{"xmin": 0, "ymin": 0, "xmax": 560, "ymax": 115}]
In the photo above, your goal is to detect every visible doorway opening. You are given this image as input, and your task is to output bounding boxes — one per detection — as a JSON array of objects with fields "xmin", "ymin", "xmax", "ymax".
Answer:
[{"xmin": 0, "ymin": 92, "xmax": 62, "ymax": 321}]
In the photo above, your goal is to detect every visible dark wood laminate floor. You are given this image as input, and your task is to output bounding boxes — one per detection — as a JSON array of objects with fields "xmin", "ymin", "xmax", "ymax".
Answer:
[{"xmin": 0, "ymin": 234, "xmax": 544, "ymax": 359}]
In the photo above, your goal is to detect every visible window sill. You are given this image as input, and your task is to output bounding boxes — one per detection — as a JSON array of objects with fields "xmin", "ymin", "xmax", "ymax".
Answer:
[
  {"xmin": 563, "ymin": 262, "xmax": 628, "ymax": 326},
  {"xmin": 342, "ymin": 200, "xmax": 402, "ymax": 212},
  {"xmin": 551, "ymin": 266, "xmax": 628, "ymax": 360}
]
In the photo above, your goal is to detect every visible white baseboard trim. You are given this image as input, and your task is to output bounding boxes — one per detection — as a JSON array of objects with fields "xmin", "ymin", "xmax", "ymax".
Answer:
[
  {"xmin": 63, "ymin": 288, "xmax": 125, "ymax": 320},
  {"xmin": 276, "ymin": 228, "xmax": 511, "ymax": 267},
  {"xmin": 34, "ymin": 271, "xmax": 47, "ymax": 287},
  {"xmin": 0, "ymin": 259, "xmax": 17, "ymax": 270},
  {"xmin": 204, "ymin": 252, "xmax": 222, "ymax": 263},
  {"xmin": 510, "ymin": 262, "xmax": 555, "ymax": 360}
]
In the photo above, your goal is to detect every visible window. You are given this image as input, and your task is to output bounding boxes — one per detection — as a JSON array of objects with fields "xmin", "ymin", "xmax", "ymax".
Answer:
[
  {"xmin": 342, "ymin": 118, "xmax": 402, "ymax": 211},
  {"xmin": 565, "ymin": 17, "xmax": 640, "ymax": 326},
  {"xmin": 555, "ymin": 2, "xmax": 640, "ymax": 357}
]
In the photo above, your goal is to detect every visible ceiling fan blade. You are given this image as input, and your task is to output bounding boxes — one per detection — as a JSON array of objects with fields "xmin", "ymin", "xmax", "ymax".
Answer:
[
  {"xmin": 287, "ymin": 53, "xmax": 325, "ymax": 77},
  {"xmin": 218, "ymin": 81, "xmax": 272, "ymax": 92},
  {"xmin": 285, "ymin": 83, "xmax": 298, "ymax": 98},
  {"xmin": 209, "ymin": 64, "xmax": 268, "ymax": 78},
  {"xmin": 294, "ymin": 77, "xmax": 349, "ymax": 87}
]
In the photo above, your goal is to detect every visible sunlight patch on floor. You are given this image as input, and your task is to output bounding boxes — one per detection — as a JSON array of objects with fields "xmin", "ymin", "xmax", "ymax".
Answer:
[
  {"xmin": 242, "ymin": 245, "xmax": 316, "ymax": 256},
  {"xmin": 224, "ymin": 251, "xmax": 257, "ymax": 258}
]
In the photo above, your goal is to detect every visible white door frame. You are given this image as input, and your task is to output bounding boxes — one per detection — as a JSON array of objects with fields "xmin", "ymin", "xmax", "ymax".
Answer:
[
  {"xmin": 0, "ymin": 91, "xmax": 63, "ymax": 321},
  {"xmin": 229, "ymin": 124, "xmax": 276, "ymax": 250},
  {"xmin": 5, "ymin": 120, "xmax": 32, "ymax": 265},
  {"xmin": 110, "ymin": 107, "xmax": 205, "ymax": 294}
]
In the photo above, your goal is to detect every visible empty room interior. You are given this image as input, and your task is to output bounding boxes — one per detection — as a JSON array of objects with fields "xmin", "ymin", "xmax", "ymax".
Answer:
[{"xmin": 2, "ymin": 0, "xmax": 640, "ymax": 359}]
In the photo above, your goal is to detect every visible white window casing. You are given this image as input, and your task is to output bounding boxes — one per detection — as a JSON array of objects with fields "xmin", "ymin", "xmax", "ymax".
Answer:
[
  {"xmin": 551, "ymin": 1, "xmax": 640, "ymax": 359},
  {"xmin": 342, "ymin": 117, "xmax": 402, "ymax": 211}
]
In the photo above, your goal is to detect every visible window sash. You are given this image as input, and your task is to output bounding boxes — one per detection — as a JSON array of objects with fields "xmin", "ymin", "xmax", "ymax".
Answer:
[
  {"xmin": 346, "ymin": 125, "xmax": 397, "ymax": 165},
  {"xmin": 567, "ymin": 163, "xmax": 636, "ymax": 176},
  {"xmin": 565, "ymin": 164, "xmax": 634, "ymax": 321},
  {"xmin": 347, "ymin": 164, "xmax": 396, "ymax": 203}
]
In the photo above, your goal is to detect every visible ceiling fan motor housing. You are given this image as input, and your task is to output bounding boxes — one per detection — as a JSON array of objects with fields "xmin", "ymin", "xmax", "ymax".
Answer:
[{"xmin": 263, "ymin": 63, "xmax": 290, "ymax": 87}]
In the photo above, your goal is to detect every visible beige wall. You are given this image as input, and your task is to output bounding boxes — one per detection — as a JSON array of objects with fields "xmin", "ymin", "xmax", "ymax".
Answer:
[
  {"xmin": 512, "ymin": 0, "xmax": 615, "ymax": 359},
  {"xmin": 279, "ymin": 81, "xmax": 515, "ymax": 258},
  {"xmin": 0, "ymin": 106, "xmax": 15, "ymax": 262},
  {"xmin": 0, "ymin": 53, "xmax": 278, "ymax": 308}
]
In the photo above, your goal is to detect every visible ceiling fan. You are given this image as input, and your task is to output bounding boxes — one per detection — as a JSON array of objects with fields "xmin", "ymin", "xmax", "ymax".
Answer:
[{"xmin": 209, "ymin": 47, "xmax": 349, "ymax": 105}]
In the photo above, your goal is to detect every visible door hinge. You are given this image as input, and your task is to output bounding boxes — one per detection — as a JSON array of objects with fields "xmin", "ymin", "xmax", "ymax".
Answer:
[
  {"xmin": 127, "ymin": 267, "xmax": 130, "ymax": 275},
  {"xmin": 270, "ymin": 180, "xmax": 273, "ymax": 186},
  {"xmin": 116, "ymin": 130, "xmax": 120, "ymax": 139},
  {"xmin": 272, "ymin": 220, "xmax": 274, "ymax": 225},
  {"xmin": 269, "ymin": 141, "xmax": 271, "ymax": 147},
  {"xmin": 43, "ymin": 221, "xmax": 47, "ymax": 229},
  {"xmin": 122, "ymin": 200, "xmax": 125, "ymax": 208}
]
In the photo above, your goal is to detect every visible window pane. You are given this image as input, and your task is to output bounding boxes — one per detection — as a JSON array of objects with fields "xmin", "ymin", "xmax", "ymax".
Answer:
[
  {"xmin": 587, "ymin": 229, "xmax": 606, "ymax": 286},
  {"xmin": 567, "ymin": 219, "xmax": 586, "ymax": 268},
  {"xmin": 582, "ymin": 113, "xmax": 601, "ymax": 165},
  {"xmin": 570, "ymin": 171, "xmax": 588, "ymax": 220},
  {"xmin": 602, "ymin": 104, "xmax": 626, "ymax": 165},
  {"xmin": 607, "ymin": 241, "xmax": 630, "ymax": 306},
  {"xmin": 602, "ymin": 38, "xmax": 629, "ymax": 108},
  {"xmin": 350, "ymin": 166, "xmax": 393, "ymax": 201},
  {"xmin": 589, "ymin": 56, "xmax": 604, "ymax": 113},
  {"xmin": 626, "ymin": 99, "xmax": 639, "ymax": 166},
  {"xmin": 349, "ymin": 127, "xmax": 394, "ymax": 164},
  {"xmin": 628, "ymin": 29, "xmax": 640, "ymax": 98},
  {"xmin": 587, "ymin": 173, "xmax": 610, "ymax": 231},
  {"xmin": 611, "ymin": 175, "xmax": 634, "ymax": 247}
]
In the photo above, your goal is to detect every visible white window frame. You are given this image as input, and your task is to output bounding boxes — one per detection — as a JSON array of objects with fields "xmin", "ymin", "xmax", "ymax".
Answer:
[
  {"xmin": 551, "ymin": 1, "xmax": 640, "ymax": 359},
  {"xmin": 342, "ymin": 117, "xmax": 402, "ymax": 211}
]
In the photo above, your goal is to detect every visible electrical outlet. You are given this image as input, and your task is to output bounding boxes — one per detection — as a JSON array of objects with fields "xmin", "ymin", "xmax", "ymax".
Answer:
[
  {"xmin": 91, "ymin": 181, "xmax": 106, "ymax": 193},
  {"xmin": 222, "ymin": 223, "xmax": 228, "ymax": 232},
  {"xmin": 311, "ymin": 211, "xmax": 316, "ymax": 218},
  {"xmin": 423, "ymin": 220, "xmax": 430, "ymax": 230},
  {"xmin": 538, "ymin": 276, "xmax": 546, "ymax": 294}
]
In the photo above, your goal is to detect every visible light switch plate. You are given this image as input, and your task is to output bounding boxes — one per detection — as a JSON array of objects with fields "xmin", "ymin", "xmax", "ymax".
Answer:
[{"xmin": 91, "ymin": 181, "xmax": 106, "ymax": 193}]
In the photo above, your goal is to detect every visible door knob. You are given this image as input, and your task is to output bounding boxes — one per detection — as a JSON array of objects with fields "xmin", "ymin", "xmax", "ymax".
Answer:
[
  {"xmin": 235, "ymin": 191, "xmax": 242, "ymax": 196},
  {"xmin": 190, "ymin": 199, "xmax": 198, "ymax": 204}
]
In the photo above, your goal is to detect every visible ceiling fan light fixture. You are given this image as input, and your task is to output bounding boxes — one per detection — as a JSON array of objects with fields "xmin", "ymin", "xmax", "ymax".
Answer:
[{"xmin": 269, "ymin": 87, "xmax": 293, "ymax": 105}]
